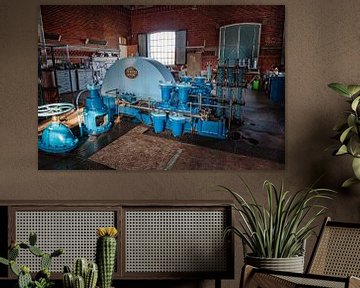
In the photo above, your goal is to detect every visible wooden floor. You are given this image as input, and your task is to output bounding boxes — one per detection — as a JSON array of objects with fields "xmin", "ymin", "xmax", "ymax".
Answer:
[{"xmin": 38, "ymin": 89, "xmax": 285, "ymax": 170}]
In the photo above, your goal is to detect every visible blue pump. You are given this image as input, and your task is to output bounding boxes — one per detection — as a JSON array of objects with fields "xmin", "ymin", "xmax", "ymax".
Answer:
[
  {"xmin": 83, "ymin": 84, "xmax": 111, "ymax": 135},
  {"xmin": 176, "ymin": 83, "xmax": 192, "ymax": 111},
  {"xmin": 157, "ymin": 82, "xmax": 174, "ymax": 109},
  {"xmin": 151, "ymin": 110, "xmax": 167, "ymax": 133},
  {"xmin": 169, "ymin": 114, "xmax": 186, "ymax": 137}
]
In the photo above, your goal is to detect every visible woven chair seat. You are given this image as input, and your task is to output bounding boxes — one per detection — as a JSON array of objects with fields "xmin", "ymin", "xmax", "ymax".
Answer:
[{"xmin": 241, "ymin": 218, "xmax": 360, "ymax": 288}]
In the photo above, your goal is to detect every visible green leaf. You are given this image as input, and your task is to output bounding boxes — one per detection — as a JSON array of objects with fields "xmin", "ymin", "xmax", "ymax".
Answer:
[
  {"xmin": 347, "ymin": 114, "xmax": 356, "ymax": 128},
  {"xmin": 352, "ymin": 157, "xmax": 360, "ymax": 179},
  {"xmin": 351, "ymin": 96, "xmax": 360, "ymax": 111},
  {"xmin": 347, "ymin": 85, "xmax": 360, "ymax": 97},
  {"xmin": 340, "ymin": 126, "xmax": 353, "ymax": 143},
  {"xmin": 336, "ymin": 144, "xmax": 348, "ymax": 155},
  {"xmin": 348, "ymin": 135, "xmax": 360, "ymax": 157},
  {"xmin": 342, "ymin": 177, "xmax": 360, "ymax": 188},
  {"xmin": 328, "ymin": 83, "xmax": 352, "ymax": 97}
]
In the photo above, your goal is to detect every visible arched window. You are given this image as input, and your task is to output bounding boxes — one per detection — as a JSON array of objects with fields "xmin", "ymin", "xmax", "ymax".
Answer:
[{"xmin": 219, "ymin": 23, "xmax": 261, "ymax": 66}]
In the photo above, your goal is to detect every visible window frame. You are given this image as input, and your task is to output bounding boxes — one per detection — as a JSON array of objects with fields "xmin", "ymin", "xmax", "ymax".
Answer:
[
  {"xmin": 218, "ymin": 23, "xmax": 262, "ymax": 64},
  {"xmin": 147, "ymin": 30, "xmax": 176, "ymax": 66}
]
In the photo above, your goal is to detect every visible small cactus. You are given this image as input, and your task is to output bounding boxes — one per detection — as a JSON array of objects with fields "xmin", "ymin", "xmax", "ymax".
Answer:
[
  {"xmin": 73, "ymin": 275, "xmax": 85, "ymax": 288},
  {"xmin": 63, "ymin": 259, "xmax": 98, "ymax": 288},
  {"xmin": 85, "ymin": 263, "xmax": 98, "ymax": 288},
  {"xmin": 63, "ymin": 272, "xmax": 74, "ymax": 288},
  {"xmin": 0, "ymin": 232, "xmax": 63, "ymax": 288},
  {"xmin": 96, "ymin": 227, "xmax": 118, "ymax": 288},
  {"xmin": 74, "ymin": 258, "xmax": 88, "ymax": 279},
  {"xmin": 18, "ymin": 269, "xmax": 32, "ymax": 288}
]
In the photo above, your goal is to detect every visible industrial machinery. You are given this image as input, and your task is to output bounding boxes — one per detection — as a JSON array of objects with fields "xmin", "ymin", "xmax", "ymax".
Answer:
[
  {"xmin": 100, "ymin": 56, "xmax": 244, "ymax": 139},
  {"xmin": 80, "ymin": 84, "xmax": 112, "ymax": 135},
  {"xmin": 38, "ymin": 103, "xmax": 79, "ymax": 153},
  {"xmin": 38, "ymin": 56, "xmax": 246, "ymax": 154},
  {"xmin": 216, "ymin": 59, "xmax": 246, "ymax": 120}
]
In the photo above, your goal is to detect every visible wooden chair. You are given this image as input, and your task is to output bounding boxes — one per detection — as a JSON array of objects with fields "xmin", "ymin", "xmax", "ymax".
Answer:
[{"xmin": 241, "ymin": 217, "xmax": 360, "ymax": 288}]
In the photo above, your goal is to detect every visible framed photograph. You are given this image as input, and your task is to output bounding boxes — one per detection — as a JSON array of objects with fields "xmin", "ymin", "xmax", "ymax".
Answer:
[{"xmin": 37, "ymin": 5, "xmax": 285, "ymax": 170}]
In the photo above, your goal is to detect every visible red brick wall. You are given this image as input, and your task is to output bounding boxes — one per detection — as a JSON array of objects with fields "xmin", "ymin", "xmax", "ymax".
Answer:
[
  {"xmin": 41, "ymin": 5, "xmax": 284, "ymax": 72},
  {"xmin": 41, "ymin": 5, "xmax": 131, "ymax": 50},
  {"xmin": 131, "ymin": 5, "xmax": 285, "ymax": 72}
]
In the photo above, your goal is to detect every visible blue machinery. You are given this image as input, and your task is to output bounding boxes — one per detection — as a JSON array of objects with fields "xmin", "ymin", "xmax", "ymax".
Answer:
[
  {"xmin": 101, "ymin": 57, "xmax": 245, "ymax": 140},
  {"xmin": 38, "ymin": 57, "xmax": 246, "ymax": 153},
  {"xmin": 38, "ymin": 103, "xmax": 79, "ymax": 153}
]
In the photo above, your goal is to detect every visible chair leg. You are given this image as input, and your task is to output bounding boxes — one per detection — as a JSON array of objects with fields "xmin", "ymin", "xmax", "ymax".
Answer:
[{"xmin": 240, "ymin": 265, "xmax": 254, "ymax": 288}]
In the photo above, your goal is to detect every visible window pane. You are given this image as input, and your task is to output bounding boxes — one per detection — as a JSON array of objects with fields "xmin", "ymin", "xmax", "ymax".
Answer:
[{"xmin": 148, "ymin": 31, "xmax": 176, "ymax": 65}]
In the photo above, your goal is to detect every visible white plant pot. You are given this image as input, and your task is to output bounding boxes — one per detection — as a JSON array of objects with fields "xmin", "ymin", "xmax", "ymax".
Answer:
[{"xmin": 245, "ymin": 254, "xmax": 305, "ymax": 273}]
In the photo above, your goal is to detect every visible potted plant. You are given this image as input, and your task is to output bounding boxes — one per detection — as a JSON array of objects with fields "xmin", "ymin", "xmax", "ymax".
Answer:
[
  {"xmin": 222, "ymin": 179, "xmax": 335, "ymax": 273},
  {"xmin": 328, "ymin": 83, "xmax": 360, "ymax": 187}
]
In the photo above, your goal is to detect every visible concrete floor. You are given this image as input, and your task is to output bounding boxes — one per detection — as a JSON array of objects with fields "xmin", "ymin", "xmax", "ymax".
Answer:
[{"xmin": 38, "ymin": 88, "xmax": 285, "ymax": 170}]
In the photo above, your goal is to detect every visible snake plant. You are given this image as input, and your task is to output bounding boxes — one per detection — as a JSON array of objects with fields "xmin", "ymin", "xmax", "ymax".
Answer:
[
  {"xmin": 223, "ymin": 179, "xmax": 335, "ymax": 258},
  {"xmin": 328, "ymin": 83, "xmax": 360, "ymax": 187}
]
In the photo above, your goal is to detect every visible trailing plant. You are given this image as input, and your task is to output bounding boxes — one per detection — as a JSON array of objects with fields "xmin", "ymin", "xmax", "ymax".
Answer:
[
  {"xmin": 328, "ymin": 83, "xmax": 360, "ymax": 187},
  {"xmin": 96, "ymin": 227, "xmax": 118, "ymax": 288},
  {"xmin": 0, "ymin": 232, "xmax": 63, "ymax": 288},
  {"xmin": 62, "ymin": 258, "xmax": 98, "ymax": 288},
  {"xmin": 222, "ymin": 180, "xmax": 335, "ymax": 258}
]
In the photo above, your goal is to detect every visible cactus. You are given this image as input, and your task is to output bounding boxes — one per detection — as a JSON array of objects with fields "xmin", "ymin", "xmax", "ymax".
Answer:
[
  {"xmin": 63, "ymin": 259, "xmax": 98, "ymax": 288},
  {"xmin": 29, "ymin": 232, "xmax": 37, "ymax": 246},
  {"xmin": 96, "ymin": 227, "xmax": 118, "ymax": 288},
  {"xmin": 63, "ymin": 271, "xmax": 74, "ymax": 288},
  {"xmin": 41, "ymin": 253, "xmax": 52, "ymax": 270},
  {"xmin": 10, "ymin": 260, "xmax": 21, "ymax": 276},
  {"xmin": 64, "ymin": 265, "xmax": 72, "ymax": 273},
  {"xmin": 9, "ymin": 246, "xmax": 19, "ymax": 260},
  {"xmin": 73, "ymin": 275, "xmax": 85, "ymax": 288},
  {"xmin": 74, "ymin": 258, "xmax": 88, "ymax": 279},
  {"xmin": 29, "ymin": 245, "xmax": 44, "ymax": 257},
  {"xmin": 85, "ymin": 263, "xmax": 98, "ymax": 288},
  {"xmin": 35, "ymin": 268, "xmax": 51, "ymax": 282},
  {"xmin": 18, "ymin": 269, "xmax": 32, "ymax": 288},
  {"xmin": 51, "ymin": 248, "xmax": 64, "ymax": 258},
  {"xmin": 0, "ymin": 232, "xmax": 63, "ymax": 288}
]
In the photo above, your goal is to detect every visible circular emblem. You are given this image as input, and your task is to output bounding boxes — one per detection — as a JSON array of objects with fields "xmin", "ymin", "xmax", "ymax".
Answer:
[{"xmin": 125, "ymin": 67, "xmax": 138, "ymax": 79}]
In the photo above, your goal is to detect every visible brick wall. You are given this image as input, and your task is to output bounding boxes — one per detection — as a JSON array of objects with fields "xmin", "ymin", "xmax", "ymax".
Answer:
[
  {"xmin": 41, "ymin": 5, "xmax": 131, "ymax": 50},
  {"xmin": 131, "ymin": 5, "xmax": 285, "ymax": 72},
  {"xmin": 41, "ymin": 5, "xmax": 284, "ymax": 72}
]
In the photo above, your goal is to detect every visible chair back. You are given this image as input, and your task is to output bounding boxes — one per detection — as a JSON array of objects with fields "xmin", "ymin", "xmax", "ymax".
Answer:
[{"xmin": 307, "ymin": 217, "xmax": 360, "ymax": 278}]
